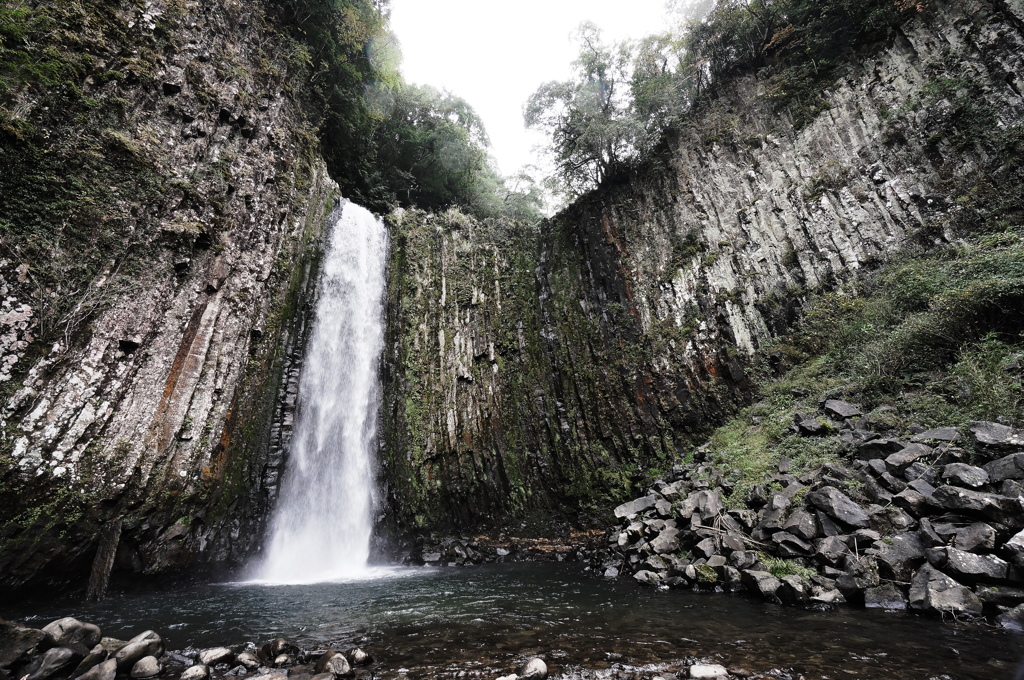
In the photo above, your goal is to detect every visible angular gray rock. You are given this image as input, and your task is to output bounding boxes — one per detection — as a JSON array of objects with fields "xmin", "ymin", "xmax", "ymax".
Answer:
[
  {"xmin": 689, "ymin": 665, "xmax": 729, "ymax": 679},
  {"xmin": 970, "ymin": 421, "xmax": 1024, "ymax": 450},
  {"xmin": 983, "ymin": 453, "xmax": 1024, "ymax": 483},
  {"xmin": 650, "ymin": 526, "xmax": 681, "ymax": 554},
  {"xmin": 941, "ymin": 463, "xmax": 989, "ymax": 488},
  {"xmin": 130, "ymin": 656, "xmax": 161, "ymax": 679},
  {"xmin": 953, "ymin": 523, "xmax": 997, "ymax": 552},
  {"xmin": 633, "ymin": 570, "xmax": 662, "ymax": 585},
  {"xmin": 876, "ymin": 532, "xmax": 926, "ymax": 581},
  {"xmin": 885, "ymin": 444, "xmax": 933, "ymax": 473},
  {"xmin": 909, "ymin": 564, "xmax": 983, "ymax": 616},
  {"xmin": 41, "ymin": 619, "xmax": 102, "ymax": 650},
  {"xmin": 771, "ymin": 531, "xmax": 812, "ymax": 557},
  {"xmin": 824, "ymin": 400, "xmax": 862, "ymax": 420},
  {"xmin": 778, "ymin": 575, "xmax": 811, "ymax": 605},
  {"xmin": 807, "ymin": 486, "xmax": 870, "ymax": 529},
  {"xmin": 864, "ymin": 583, "xmax": 907, "ymax": 609},
  {"xmin": 930, "ymin": 485, "xmax": 1022, "ymax": 524},
  {"xmin": 740, "ymin": 570, "xmax": 782, "ymax": 603},
  {"xmin": 614, "ymin": 495, "xmax": 659, "ymax": 518},
  {"xmin": 940, "ymin": 547, "xmax": 1010, "ymax": 582},
  {"xmin": 782, "ymin": 509, "xmax": 819, "ymax": 541},
  {"xmin": 1006, "ymin": 528, "xmax": 1024, "ymax": 566},
  {"xmin": 912, "ymin": 427, "xmax": 960, "ymax": 443}
]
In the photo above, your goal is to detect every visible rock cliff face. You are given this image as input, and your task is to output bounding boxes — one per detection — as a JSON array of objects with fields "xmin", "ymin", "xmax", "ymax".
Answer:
[
  {"xmin": 380, "ymin": 0, "xmax": 1024, "ymax": 536},
  {"xmin": 0, "ymin": 0, "xmax": 336, "ymax": 592}
]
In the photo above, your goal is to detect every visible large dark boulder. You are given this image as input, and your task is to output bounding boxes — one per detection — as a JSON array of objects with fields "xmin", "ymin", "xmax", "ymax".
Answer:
[
  {"xmin": 941, "ymin": 463, "xmax": 989, "ymax": 488},
  {"xmin": 113, "ymin": 633, "xmax": 162, "ymax": 672},
  {"xmin": 0, "ymin": 619, "xmax": 47, "ymax": 670},
  {"xmin": 807, "ymin": 486, "xmax": 870, "ymax": 529},
  {"xmin": 40, "ymin": 619, "xmax": 101, "ymax": 650},
  {"xmin": 24, "ymin": 646, "xmax": 84, "ymax": 680}
]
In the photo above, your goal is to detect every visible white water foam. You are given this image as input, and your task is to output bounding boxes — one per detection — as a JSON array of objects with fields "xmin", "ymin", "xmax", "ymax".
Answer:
[{"xmin": 255, "ymin": 201, "xmax": 389, "ymax": 584}]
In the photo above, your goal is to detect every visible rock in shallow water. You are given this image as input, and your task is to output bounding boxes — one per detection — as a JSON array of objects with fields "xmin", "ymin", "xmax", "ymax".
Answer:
[
  {"xmin": 314, "ymin": 651, "xmax": 351, "ymax": 678},
  {"xmin": 26, "ymin": 647, "xmax": 82, "ymax": 680},
  {"xmin": 42, "ymin": 618, "xmax": 102, "ymax": 650},
  {"xmin": 74, "ymin": 658, "xmax": 116, "ymax": 680},
  {"xmin": 130, "ymin": 656, "xmax": 160, "ymax": 679},
  {"xmin": 199, "ymin": 648, "xmax": 234, "ymax": 666},
  {"xmin": 519, "ymin": 657, "xmax": 547, "ymax": 680},
  {"xmin": 114, "ymin": 632, "xmax": 162, "ymax": 671},
  {"xmin": 689, "ymin": 664, "xmax": 728, "ymax": 678},
  {"xmin": 180, "ymin": 664, "xmax": 210, "ymax": 680}
]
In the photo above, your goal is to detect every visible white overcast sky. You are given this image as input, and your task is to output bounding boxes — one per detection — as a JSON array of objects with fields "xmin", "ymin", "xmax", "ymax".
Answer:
[{"xmin": 388, "ymin": 1, "xmax": 673, "ymax": 177}]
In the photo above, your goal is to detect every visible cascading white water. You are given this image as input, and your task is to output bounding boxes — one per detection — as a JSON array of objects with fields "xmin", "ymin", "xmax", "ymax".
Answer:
[{"xmin": 256, "ymin": 201, "xmax": 388, "ymax": 584}]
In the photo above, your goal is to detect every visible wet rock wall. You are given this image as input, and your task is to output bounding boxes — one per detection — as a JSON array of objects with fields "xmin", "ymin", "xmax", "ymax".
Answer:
[
  {"xmin": 0, "ymin": 0, "xmax": 336, "ymax": 592},
  {"xmin": 381, "ymin": 0, "xmax": 1024, "ymax": 536}
]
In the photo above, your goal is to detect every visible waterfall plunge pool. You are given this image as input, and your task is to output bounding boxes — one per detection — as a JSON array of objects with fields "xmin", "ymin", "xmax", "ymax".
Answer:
[{"xmin": 7, "ymin": 562, "xmax": 1021, "ymax": 679}]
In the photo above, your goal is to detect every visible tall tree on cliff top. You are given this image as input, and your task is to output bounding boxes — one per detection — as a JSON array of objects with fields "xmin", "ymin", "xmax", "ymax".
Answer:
[{"xmin": 525, "ymin": 23, "xmax": 637, "ymax": 198}]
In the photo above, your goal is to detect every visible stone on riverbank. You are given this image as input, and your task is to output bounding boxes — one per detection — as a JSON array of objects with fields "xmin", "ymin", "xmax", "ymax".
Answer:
[
  {"xmin": 130, "ymin": 656, "xmax": 161, "ymax": 679},
  {"xmin": 181, "ymin": 664, "xmax": 210, "ymax": 680},
  {"xmin": 74, "ymin": 658, "xmax": 116, "ymax": 680},
  {"xmin": 41, "ymin": 619, "xmax": 102, "ymax": 650}
]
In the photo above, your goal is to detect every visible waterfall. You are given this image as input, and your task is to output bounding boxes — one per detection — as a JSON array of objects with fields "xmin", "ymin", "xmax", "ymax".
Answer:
[{"xmin": 256, "ymin": 201, "xmax": 388, "ymax": 584}]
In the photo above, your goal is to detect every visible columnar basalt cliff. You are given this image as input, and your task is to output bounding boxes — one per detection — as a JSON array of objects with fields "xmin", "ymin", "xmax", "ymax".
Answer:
[
  {"xmin": 380, "ymin": 0, "xmax": 1024, "ymax": 537},
  {"xmin": 0, "ymin": 0, "xmax": 337, "ymax": 592}
]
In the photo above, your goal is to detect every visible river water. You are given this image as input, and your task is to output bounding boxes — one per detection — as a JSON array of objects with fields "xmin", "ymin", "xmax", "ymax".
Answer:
[{"xmin": 7, "ymin": 563, "xmax": 1021, "ymax": 680}]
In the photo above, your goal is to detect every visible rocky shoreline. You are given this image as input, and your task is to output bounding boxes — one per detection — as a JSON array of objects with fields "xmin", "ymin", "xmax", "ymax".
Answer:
[
  {"xmin": 593, "ymin": 401, "xmax": 1024, "ymax": 627},
  {"xmin": 0, "ymin": 614, "xmax": 810, "ymax": 680}
]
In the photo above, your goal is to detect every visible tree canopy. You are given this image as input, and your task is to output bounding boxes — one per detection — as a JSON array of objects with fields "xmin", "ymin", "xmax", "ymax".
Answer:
[{"xmin": 526, "ymin": 0, "xmax": 927, "ymax": 199}]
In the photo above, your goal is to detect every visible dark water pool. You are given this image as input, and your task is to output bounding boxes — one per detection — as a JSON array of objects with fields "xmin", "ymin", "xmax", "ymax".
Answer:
[{"xmin": 5, "ymin": 563, "xmax": 1022, "ymax": 679}]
